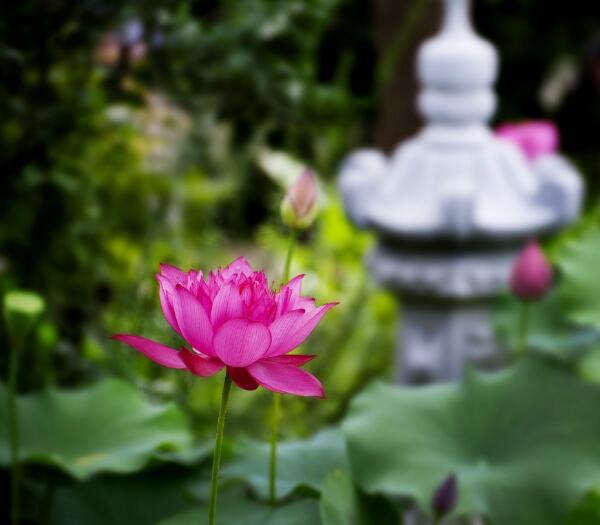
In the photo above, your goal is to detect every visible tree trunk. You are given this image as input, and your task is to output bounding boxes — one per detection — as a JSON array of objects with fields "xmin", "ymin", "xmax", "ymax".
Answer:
[{"xmin": 373, "ymin": 0, "xmax": 441, "ymax": 152}]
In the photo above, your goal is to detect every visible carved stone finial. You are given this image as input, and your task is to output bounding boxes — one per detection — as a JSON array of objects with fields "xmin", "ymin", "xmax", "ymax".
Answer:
[
  {"xmin": 418, "ymin": 0, "xmax": 497, "ymax": 125},
  {"xmin": 443, "ymin": 0, "xmax": 472, "ymax": 34}
]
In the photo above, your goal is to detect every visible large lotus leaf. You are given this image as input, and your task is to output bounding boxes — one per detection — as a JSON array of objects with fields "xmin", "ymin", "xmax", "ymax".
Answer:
[
  {"xmin": 157, "ymin": 488, "xmax": 320, "ymax": 525},
  {"xmin": 343, "ymin": 357, "xmax": 600, "ymax": 524},
  {"xmin": 154, "ymin": 442, "xmax": 213, "ymax": 466},
  {"xmin": 222, "ymin": 428, "xmax": 349, "ymax": 500},
  {"xmin": 49, "ymin": 467, "xmax": 197, "ymax": 525},
  {"xmin": 558, "ymin": 230, "xmax": 600, "ymax": 329},
  {"xmin": 493, "ymin": 291, "xmax": 600, "ymax": 359},
  {"xmin": 0, "ymin": 379, "xmax": 194, "ymax": 479},
  {"xmin": 319, "ymin": 469, "xmax": 399, "ymax": 525},
  {"xmin": 319, "ymin": 470, "xmax": 358, "ymax": 525}
]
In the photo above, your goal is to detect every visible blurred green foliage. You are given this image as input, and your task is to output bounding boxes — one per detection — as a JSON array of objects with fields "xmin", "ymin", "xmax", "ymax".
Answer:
[
  {"xmin": 493, "ymin": 209, "xmax": 600, "ymax": 375},
  {"xmin": 565, "ymin": 490, "xmax": 600, "ymax": 525},
  {"xmin": 0, "ymin": 0, "xmax": 383, "ymax": 411},
  {"xmin": 0, "ymin": 3, "xmax": 388, "ymax": 519}
]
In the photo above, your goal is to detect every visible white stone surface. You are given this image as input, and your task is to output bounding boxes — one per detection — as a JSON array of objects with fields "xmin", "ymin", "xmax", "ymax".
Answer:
[
  {"xmin": 368, "ymin": 247, "xmax": 516, "ymax": 299},
  {"xmin": 397, "ymin": 304, "xmax": 503, "ymax": 383}
]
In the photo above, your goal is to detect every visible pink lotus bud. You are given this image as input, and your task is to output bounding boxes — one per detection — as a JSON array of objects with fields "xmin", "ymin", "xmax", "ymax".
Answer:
[
  {"xmin": 431, "ymin": 474, "xmax": 458, "ymax": 519},
  {"xmin": 495, "ymin": 121, "xmax": 559, "ymax": 161},
  {"xmin": 510, "ymin": 241, "xmax": 553, "ymax": 300},
  {"xmin": 280, "ymin": 169, "xmax": 319, "ymax": 229}
]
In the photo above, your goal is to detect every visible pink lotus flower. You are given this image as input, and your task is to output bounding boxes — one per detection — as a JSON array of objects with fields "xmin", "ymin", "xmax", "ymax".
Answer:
[
  {"xmin": 113, "ymin": 257, "xmax": 337, "ymax": 397},
  {"xmin": 495, "ymin": 121, "xmax": 559, "ymax": 161},
  {"xmin": 510, "ymin": 241, "xmax": 553, "ymax": 300}
]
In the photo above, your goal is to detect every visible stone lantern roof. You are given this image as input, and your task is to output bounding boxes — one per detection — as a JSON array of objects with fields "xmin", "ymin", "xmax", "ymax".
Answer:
[
  {"xmin": 340, "ymin": 0, "xmax": 582, "ymax": 243},
  {"xmin": 339, "ymin": 0, "xmax": 584, "ymax": 383}
]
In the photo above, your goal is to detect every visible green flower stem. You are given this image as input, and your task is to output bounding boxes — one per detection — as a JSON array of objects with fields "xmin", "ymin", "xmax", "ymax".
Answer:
[
  {"xmin": 269, "ymin": 391, "xmax": 281, "ymax": 505},
  {"xmin": 517, "ymin": 301, "xmax": 530, "ymax": 359},
  {"xmin": 282, "ymin": 230, "xmax": 297, "ymax": 285},
  {"xmin": 269, "ymin": 229, "xmax": 298, "ymax": 506},
  {"xmin": 7, "ymin": 338, "xmax": 21, "ymax": 525},
  {"xmin": 208, "ymin": 373, "xmax": 233, "ymax": 525}
]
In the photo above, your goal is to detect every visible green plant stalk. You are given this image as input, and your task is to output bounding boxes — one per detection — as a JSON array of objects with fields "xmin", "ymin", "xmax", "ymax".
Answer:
[
  {"xmin": 282, "ymin": 230, "xmax": 297, "ymax": 286},
  {"xmin": 269, "ymin": 230, "xmax": 297, "ymax": 505},
  {"xmin": 7, "ymin": 339, "xmax": 21, "ymax": 525},
  {"xmin": 208, "ymin": 373, "xmax": 233, "ymax": 525},
  {"xmin": 269, "ymin": 391, "xmax": 281, "ymax": 505},
  {"xmin": 517, "ymin": 301, "xmax": 530, "ymax": 358}
]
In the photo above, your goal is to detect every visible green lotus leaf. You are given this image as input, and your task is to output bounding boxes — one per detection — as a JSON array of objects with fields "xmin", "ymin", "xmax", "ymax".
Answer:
[
  {"xmin": 558, "ymin": 230, "xmax": 600, "ymax": 330},
  {"xmin": 343, "ymin": 357, "xmax": 600, "ymax": 524},
  {"xmin": 49, "ymin": 467, "xmax": 197, "ymax": 525},
  {"xmin": 319, "ymin": 469, "xmax": 399, "ymax": 525},
  {"xmin": 0, "ymin": 379, "xmax": 195, "ymax": 480},
  {"xmin": 493, "ymin": 291, "xmax": 600, "ymax": 359},
  {"xmin": 157, "ymin": 488, "xmax": 320, "ymax": 525},
  {"xmin": 223, "ymin": 428, "xmax": 349, "ymax": 500}
]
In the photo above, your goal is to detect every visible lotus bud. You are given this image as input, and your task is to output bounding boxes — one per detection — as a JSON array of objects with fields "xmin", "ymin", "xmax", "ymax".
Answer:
[
  {"xmin": 431, "ymin": 474, "xmax": 458, "ymax": 519},
  {"xmin": 3, "ymin": 290, "xmax": 45, "ymax": 341},
  {"xmin": 280, "ymin": 168, "xmax": 319, "ymax": 230},
  {"xmin": 495, "ymin": 121, "xmax": 559, "ymax": 161},
  {"xmin": 510, "ymin": 241, "xmax": 553, "ymax": 300}
]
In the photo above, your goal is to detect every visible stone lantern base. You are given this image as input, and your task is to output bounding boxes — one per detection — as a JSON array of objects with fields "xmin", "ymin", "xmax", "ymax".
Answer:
[
  {"xmin": 397, "ymin": 301, "xmax": 507, "ymax": 383},
  {"xmin": 368, "ymin": 243, "xmax": 518, "ymax": 383}
]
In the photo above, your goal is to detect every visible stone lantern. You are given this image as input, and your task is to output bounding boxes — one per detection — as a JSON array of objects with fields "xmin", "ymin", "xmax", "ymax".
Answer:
[{"xmin": 339, "ymin": 0, "xmax": 583, "ymax": 383}]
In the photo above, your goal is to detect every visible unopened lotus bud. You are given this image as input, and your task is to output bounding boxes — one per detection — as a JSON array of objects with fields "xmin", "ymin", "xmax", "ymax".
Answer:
[
  {"xmin": 431, "ymin": 474, "xmax": 458, "ymax": 519},
  {"xmin": 3, "ymin": 290, "xmax": 45, "ymax": 341},
  {"xmin": 280, "ymin": 169, "xmax": 319, "ymax": 229},
  {"xmin": 510, "ymin": 241, "xmax": 553, "ymax": 300}
]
